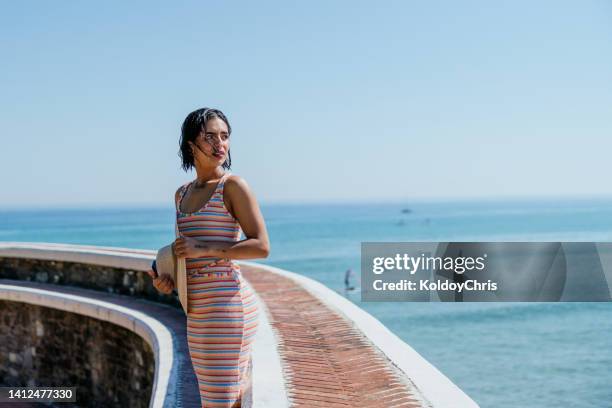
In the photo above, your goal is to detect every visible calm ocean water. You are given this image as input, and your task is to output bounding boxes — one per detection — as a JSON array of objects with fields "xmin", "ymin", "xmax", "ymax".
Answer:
[{"xmin": 1, "ymin": 199, "xmax": 611, "ymax": 408}]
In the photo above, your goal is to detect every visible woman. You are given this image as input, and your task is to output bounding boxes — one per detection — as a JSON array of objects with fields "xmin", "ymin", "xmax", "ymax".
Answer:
[{"xmin": 148, "ymin": 107, "xmax": 270, "ymax": 407}]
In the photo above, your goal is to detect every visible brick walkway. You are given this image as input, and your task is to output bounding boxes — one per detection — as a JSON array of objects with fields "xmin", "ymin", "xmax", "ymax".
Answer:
[{"xmin": 242, "ymin": 265, "xmax": 424, "ymax": 408}]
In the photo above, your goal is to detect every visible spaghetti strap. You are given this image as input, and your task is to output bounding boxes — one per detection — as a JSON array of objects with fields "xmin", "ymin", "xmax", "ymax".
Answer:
[
  {"xmin": 175, "ymin": 182, "xmax": 192, "ymax": 211},
  {"xmin": 214, "ymin": 173, "xmax": 232, "ymax": 205},
  {"xmin": 217, "ymin": 172, "xmax": 231, "ymax": 191}
]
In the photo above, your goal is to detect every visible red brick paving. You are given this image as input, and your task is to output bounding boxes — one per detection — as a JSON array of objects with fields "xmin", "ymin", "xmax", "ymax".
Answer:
[{"xmin": 242, "ymin": 265, "xmax": 423, "ymax": 408}]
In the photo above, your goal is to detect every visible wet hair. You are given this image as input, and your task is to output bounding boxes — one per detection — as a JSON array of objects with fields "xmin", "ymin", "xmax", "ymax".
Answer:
[{"xmin": 179, "ymin": 107, "xmax": 232, "ymax": 171}]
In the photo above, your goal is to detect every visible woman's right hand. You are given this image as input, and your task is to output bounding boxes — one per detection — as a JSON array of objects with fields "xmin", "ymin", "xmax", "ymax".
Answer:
[{"xmin": 146, "ymin": 269, "xmax": 175, "ymax": 294}]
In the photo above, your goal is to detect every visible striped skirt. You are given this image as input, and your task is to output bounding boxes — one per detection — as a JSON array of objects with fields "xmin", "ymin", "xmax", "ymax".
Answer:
[{"xmin": 186, "ymin": 270, "xmax": 259, "ymax": 407}]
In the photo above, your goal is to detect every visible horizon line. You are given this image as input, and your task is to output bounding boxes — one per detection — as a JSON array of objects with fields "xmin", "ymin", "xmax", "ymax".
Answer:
[{"xmin": 3, "ymin": 193, "xmax": 612, "ymax": 211}]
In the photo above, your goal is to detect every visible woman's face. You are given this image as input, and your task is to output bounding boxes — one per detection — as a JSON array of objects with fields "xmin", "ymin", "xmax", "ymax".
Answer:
[{"xmin": 191, "ymin": 117, "xmax": 230, "ymax": 167}]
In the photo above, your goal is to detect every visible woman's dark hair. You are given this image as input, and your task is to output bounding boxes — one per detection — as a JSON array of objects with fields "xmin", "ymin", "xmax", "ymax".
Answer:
[{"xmin": 179, "ymin": 107, "xmax": 232, "ymax": 171}]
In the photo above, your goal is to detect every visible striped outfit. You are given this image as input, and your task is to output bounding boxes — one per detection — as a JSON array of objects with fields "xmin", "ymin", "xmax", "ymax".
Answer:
[{"xmin": 176, "ymin": 173, "xmax": 259, "ymax": 407}]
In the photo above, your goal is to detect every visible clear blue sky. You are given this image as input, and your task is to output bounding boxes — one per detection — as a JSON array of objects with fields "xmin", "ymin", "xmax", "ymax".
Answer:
[{"xmin": 1, "ymin": 1, "xmax": 611, "ymax": 207}]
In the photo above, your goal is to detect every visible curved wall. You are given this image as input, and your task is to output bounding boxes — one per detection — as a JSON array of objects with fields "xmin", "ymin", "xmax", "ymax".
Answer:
[
  {"xmin": 0, "ymin": 256, "xmax": 180, "ymax": 309},
  {"xmin": 0, "ymin": 299, "xmax": 155, "ymax": 407}
]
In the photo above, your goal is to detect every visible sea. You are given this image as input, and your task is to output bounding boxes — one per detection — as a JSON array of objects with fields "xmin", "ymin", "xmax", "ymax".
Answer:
[{"xmin": 1, "ymin": 199, "xmax": 611, "ymax": 408}]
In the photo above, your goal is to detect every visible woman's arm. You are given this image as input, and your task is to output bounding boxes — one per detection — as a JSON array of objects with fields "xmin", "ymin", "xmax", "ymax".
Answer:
[{"xmin": 173, "ymin": 175, "xmax": 270, "ymax": 260}]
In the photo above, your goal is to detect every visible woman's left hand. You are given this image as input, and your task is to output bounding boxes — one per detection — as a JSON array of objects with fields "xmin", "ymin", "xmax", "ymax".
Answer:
[{"xmin": 173, "ymin": 236, "xmax": 211, "ymax": 258}]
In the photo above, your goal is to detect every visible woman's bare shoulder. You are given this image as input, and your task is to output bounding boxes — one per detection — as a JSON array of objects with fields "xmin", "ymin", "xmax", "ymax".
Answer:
[
  {"xmin": 224, "ymin": 175, "xmax": 256, "ymax": 216},
  {"xmin": 224, "ymin": 174, "xmax": 250, "ymax": 192}
]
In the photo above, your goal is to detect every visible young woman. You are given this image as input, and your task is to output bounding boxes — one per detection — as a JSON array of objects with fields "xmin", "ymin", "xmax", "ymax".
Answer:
[{"xmin": 148, "ymin": 107, "xmax": 270, "ymax": 407}]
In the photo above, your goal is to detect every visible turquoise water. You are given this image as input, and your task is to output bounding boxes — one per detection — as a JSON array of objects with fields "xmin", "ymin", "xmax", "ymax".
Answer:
[{"xmin": 1, "ymin": 199, "xmax": 611, "ymax": 408}]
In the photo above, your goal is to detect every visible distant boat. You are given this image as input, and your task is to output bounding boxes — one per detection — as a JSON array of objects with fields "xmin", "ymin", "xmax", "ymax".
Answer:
[{"xmin": 401, "ymin": 208, "xmax": 412, "ymax": 214}]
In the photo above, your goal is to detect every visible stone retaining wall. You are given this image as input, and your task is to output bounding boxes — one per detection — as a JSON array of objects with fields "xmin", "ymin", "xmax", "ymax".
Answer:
[
  {"xmin": 0, "ymin": 257, "xmax": 180, "ymax": 309},
  {"xmin": 0, "ymin": 299, "xmax": 155, "ymax": 408}
]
